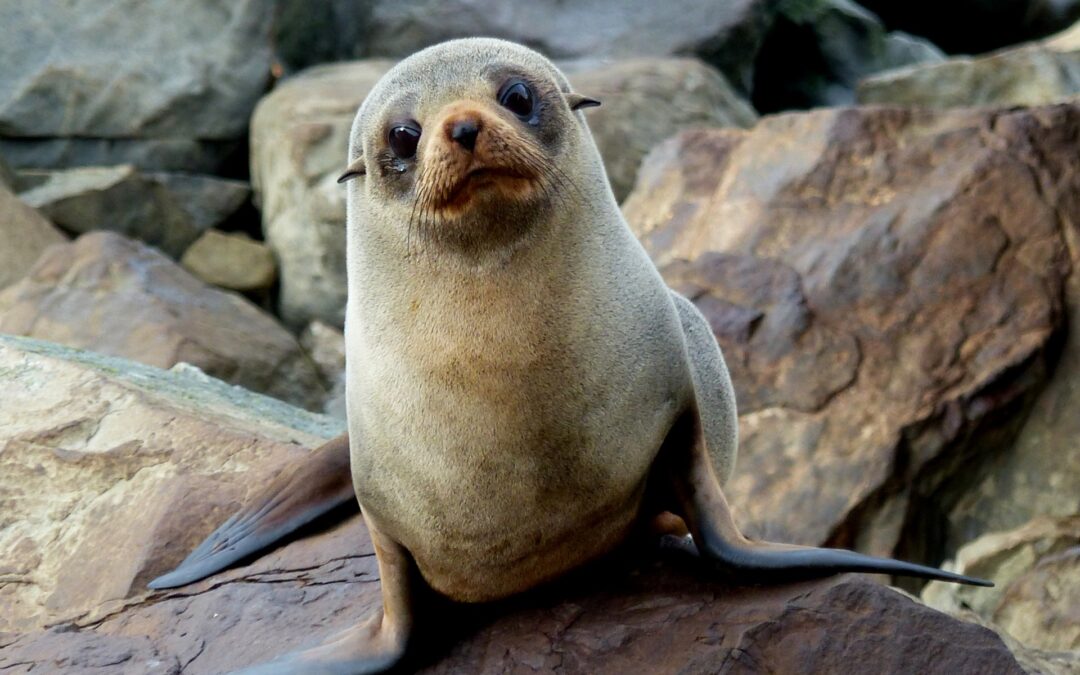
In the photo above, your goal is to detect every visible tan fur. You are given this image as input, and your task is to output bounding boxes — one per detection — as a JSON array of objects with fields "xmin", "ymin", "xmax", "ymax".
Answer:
[{"xmin": 342, "ymin": 38, "xmax": 738, "ymax": 602}]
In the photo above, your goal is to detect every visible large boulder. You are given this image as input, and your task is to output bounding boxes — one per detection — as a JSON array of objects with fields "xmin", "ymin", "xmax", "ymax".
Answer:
[
  {"xmin": 356, "ymin": 0, "xmax": 778, "ymax": 93},
  {"xmin": 858, "ymin": 20, "xmax": 1080, "ymax": 108},
  {"xmin": 252, "ymin": 57, "xmax": 755, "ymax": 328},
  {"xmin": 250, "ymin": 61, "xmax": 393, "ymax": 328},
  {"xmin": 0, "ymin": 231, "xmax": 324, "ymax": 410},
  {"xmin": 622, "ymin": 104, "xmax": 1079, "ymax": 574},
  {"xmin": 0, "ymin": 335, "xmax": 344, "ymax": 635},
  {"xmin": 0, "ymin": 182, "xmax": 66, "ymax": 290},
  {"xmin": 17, "ymin": 166, "xmax": 250, "ymax": 258},
  {"xmin": 0, "ymin": 0, "xmax": 275, "ymax": 173}
]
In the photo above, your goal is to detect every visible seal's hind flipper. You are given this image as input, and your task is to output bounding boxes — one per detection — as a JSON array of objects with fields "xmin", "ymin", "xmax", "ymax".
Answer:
[
  {"xmin": 148, "ymin": 434, "xmax": 354, "ymax": 589},
  {"xmin": 660, "ymin": 407, "xmax": 992, "ymax": 588}
]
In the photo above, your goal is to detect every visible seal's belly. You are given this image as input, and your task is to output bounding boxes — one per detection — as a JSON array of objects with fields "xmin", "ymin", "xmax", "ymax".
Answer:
[
  {"xmin": 355, "ymin": 427, "xmax": 652, "ymax": 602},
  {"xmin": 350, "ymin": 365, "xmax": 676, "ymax": 601}
]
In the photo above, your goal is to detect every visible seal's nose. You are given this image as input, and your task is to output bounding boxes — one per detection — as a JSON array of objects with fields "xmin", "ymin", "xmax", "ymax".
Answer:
[{"xmin": 450, "ymin": 119, "xmax": 479, "ymax": 152}]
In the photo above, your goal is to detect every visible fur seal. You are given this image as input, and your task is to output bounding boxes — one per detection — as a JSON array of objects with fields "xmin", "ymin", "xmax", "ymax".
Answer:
[{"xmin": 150, "ymin": 38, "xmax": 989, "ymax": 673}]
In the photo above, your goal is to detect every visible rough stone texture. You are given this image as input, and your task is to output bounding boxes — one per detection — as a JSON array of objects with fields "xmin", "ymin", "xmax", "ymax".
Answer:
[
  {"xmin": 753, "ymin": 0, "xmax": 944, "ymax": 111},
  {"xmin": 0, "ymin": 137, "xmax": 243, "ymax": 175},
  {"xmin": 0, "ymin": 0, "xmax": 274, "ymax": 173},
  {"xmin": 564, "ymin": 58, "xmax": 757, "ymax": 201},
  {"xmin": 0, "ymin": 231, "xmax": 325, "ymax": 410},
  {"xmin": 0, "ymin": 182, "xmax": 66, "ymax": 290},
  {"xmin": 358, "ymin": 0, "xmax": 779, "ymax": 93},
  {"xmin": 622, "ymin": 105, "xmax": 1078, "ymax": 573},
  {"xmin": 0, "ymin": 523, "xmax": 1026, "ymax": 672},
  {"xmin": 299, "ymin": 320, "xmax": 347, "ymax": 419},
  {"xmin": 251, "ymin": 60, "xmax": 394, "ymax": 328},
  {"xmin": 0, "ymin": 335, "xmax": 344, "ymax": 634},
  {"xmin": 17, "ymin": 166, "xmax": 250, "ymax": 258},
  {"xmin": 0, "ymin": 152, "xmax": 15, "ymax": 187},
  {"xmin": 996, "ymin": 548, "xmax": 1080, "ymax": 653},
  {"xmin": 253, "ymin": 57, "xmax": 756, "ymax": 328},
  {"xmin": 923, "ymin": 516, "xmax": 1080, "ymax": 653},
  {"xmin": 180, "ymin": 229, "xmax": 276, "ymax": 292},
  {"xmin": 858, "ymin": 20, "xmax": 1080, "ymax": 108},
  {"xmin": 948, "ymin": 223, "xmax": 1080, "ymax": 549}
]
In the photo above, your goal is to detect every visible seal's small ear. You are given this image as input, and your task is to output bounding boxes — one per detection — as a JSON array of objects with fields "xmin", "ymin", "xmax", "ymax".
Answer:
[
  {"xmin": 337, "ymin": 156, "xmax": 366, "ymax": 183},
  {"xmin": 565, "ymin": 93, "xmax": 601, "ymax": 111}
]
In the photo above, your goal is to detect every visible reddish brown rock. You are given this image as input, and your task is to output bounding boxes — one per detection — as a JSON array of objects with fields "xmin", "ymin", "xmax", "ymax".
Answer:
[
  {"xmin": 0, "ymin": 231, "xmax": 325, "ymax": 410},
  {"xmin": 622, "ymin": 105, "xmax": 1078, "ymax": 569},
  {"xmin": 0, "ymin": 512, "xmax": 1025, "ymax": 675}
]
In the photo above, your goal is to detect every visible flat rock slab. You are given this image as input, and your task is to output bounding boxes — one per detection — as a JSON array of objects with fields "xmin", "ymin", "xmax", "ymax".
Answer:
[
  {"xmin": 0, "ymin": 335, "xmax": 343, "ymax": 634},
  {"xmin": 0, "ymin": 514, "xmax": 1024, "ymax": 675}
]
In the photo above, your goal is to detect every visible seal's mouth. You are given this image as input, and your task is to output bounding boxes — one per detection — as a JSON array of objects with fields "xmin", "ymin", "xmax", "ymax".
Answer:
[{"xmin": 439, "ymin": 166, "xmax": 537, "ymax": 210}]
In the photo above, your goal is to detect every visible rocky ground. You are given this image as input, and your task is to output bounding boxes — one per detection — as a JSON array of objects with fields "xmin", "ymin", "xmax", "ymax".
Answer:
[{"xmin": 1, "ymin": 1, "xmax": 1079, "ymax": 673}]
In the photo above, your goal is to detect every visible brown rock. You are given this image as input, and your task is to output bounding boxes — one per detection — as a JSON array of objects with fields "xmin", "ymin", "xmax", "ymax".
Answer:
[
  {"xmin": 622, "ymin": 105, "xmax": 1077, "ymax": 570},
  {"xmin": 0, "ymin": 335, "xmax": 344, "ymax": 634},
  {"xmin": 0, "ymin": 514, "xmax": 1025, "ymax": 674},
  {"xmin": 180, "ymin": 229, "xmax": 277, "ymax": 292},
  {"xmin": 0, "ymin": 231, "xmax": 325, "ymax": 410},
  {"xmin": 0, "ymin": 182, "xmax": 66, "ymax": 290}
]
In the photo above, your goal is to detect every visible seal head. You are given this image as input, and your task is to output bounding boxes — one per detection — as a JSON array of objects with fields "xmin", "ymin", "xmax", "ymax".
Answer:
[{"xmin": 341, "ymin": 38, "xmax": 603, "ymax": 257}]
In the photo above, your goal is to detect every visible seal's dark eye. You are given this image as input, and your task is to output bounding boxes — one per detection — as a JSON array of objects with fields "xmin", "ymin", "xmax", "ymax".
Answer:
[
  {"xmin": 388, "ymin": 124, "xmax": 421, "ymax": 159},
  {"xmin": 499, "ymin": 81, "xmax": 535, "ymax": 121}
]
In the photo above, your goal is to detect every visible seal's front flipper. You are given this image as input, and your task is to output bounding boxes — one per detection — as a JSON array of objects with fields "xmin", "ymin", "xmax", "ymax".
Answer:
[
  {"xmin": 149, "ymin": 434, "xmax": 355, "ymax": 589},
  {"xmin": 660, "ymin": 407, "xmax": 992, "ymax": 588},
  {"xmin": 232, "ymin": 519, "xmax": 416, "ymax": 675}
]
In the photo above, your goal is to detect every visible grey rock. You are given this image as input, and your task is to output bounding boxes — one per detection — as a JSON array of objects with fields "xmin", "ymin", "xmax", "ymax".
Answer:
[
  {"xmin": 358, "ymin": 0, "xmax": 778, "ymax": 93},
  {"xmin": 0, "ymin": 152, "xmax": 14, "ymax": 188},
  {"xmin": 923, "ymin": 516, "xmax": 1080, "ymax": 654},
  {"xmin": 565, "ymin": 58, "xmax": 757, "ymax": 201},
  {"xmin": 0, "ymin": 0, "xmax": 274, "ymax": 172},
  {"xmin": 299, "ymin": 320, "xmax": 348, "ymax": 420},
  {"xmin": 858, "ymin": 20, "xmax": 1080, "ymax": 108},
  {"xmin": 0, "ymin": 182, "xmax": 66, "ymax": 290},
  {"xmin": 272, "ymin": 0, "xmax": 371, "ymax": 73},
  {"xmin": 18, "ymin": 165, "xmax": 249, "ymax": 258},
  {"xmin": 0, "ymin": 136, "xmax": 243, "ymax": 174},
  {"xmin": 859, "ymin": 0, "xmax": 1080, "ymax": 55},
  {"xmin": 251, "ymin": 61, "xmax": 394, "ymax": 329},
  {"xmin": 753, "ymin": 0, "xmax": 945, "ymax": 110}
]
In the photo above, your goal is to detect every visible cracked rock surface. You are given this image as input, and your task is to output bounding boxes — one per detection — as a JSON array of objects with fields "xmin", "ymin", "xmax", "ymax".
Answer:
[
  {"xmin": 623, "ymin": 104, "xmax": 1078, "ymax": 573},
  {"xmin": 0, "ymin": 330, "xmax": 1031, "ymax": 675},
  {"xmin": 0, "ymin": 232, "xmax": 326, "ymax": 411}
]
